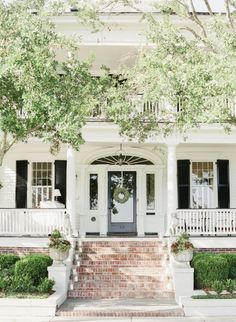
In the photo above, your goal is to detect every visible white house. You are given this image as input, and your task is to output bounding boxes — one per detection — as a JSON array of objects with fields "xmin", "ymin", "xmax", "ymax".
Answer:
[
  {"xmin": 1, "ymin": 2, "xmax": 236, "ymax": 305},
  {"xmin": 1, "ymin": 1, "xmax": 236, "ymax": 240}
]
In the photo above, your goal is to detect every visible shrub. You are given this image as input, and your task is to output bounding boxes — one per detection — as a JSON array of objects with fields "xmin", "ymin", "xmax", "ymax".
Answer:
[
  {"xmin": 0, "ymin": 254, "xmax": 20, "ymax": 291},
  {"xmin": 14, "ymin": 254, "xmax": 52, "ymax": 286},
  {"xmin": 212, "ymin": 280, "xmax": 224, "ymax": 295},
  {"xmin": 225, "ymin": 279, "xmax": 235, "ymax": 294},
  {"xmin": 220, "ymin": 254, "xmax": 236, "ymax": 279},
  {"xmin": 37, "ymin": 278, "xmax": 54, "ymax": 293},
  {"xmin": 10, "ymin": 275, "xmax": 35, "ymax": 293},
  {"xmin": 0, "ymin": 254, "xmax": 20, "ymax": 270},
  {"xmin": 191, "ymin": 253, "xmax": 229, "ymax": 289}
]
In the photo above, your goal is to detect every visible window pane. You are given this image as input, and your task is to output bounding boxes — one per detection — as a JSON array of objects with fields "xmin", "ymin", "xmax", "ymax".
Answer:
[
  {"xmin": 191, "ymin": 162, "xmax": 214, "ymax": 208},
  {"xmin": 90, "ymin": 174, "xmax": 98, "ymax": 210},
  {"xmin": 146, "ymin": 174, "xmax": 155, "ymax": 210},
  {"xmin": 32, "ymin": 162, "xmax": 53, "ymax": 208}
]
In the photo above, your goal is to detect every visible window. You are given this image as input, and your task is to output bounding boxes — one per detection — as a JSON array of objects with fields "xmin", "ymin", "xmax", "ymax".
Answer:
[
  {"xmin": 191, "ymin": 162, "xmax": 214, "ymax": 208},
  {"xmin": 32, "ymin": 162, "xmax": 52, "ymax": 208},
  {"xmin": 90, "ymin": 174, "xmax": 98, "ymax": 210},
  {"xmin": 146, "ymin": 173, "xmax": 155, "ymax": 210}
]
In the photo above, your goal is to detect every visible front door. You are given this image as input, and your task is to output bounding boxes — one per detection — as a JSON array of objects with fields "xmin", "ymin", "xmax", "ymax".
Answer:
[{"xmin": 108, "ymin": 171, "xmax": 137, "ymax": 234}]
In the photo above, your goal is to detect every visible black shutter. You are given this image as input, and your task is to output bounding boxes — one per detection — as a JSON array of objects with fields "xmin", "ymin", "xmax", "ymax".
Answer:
[
  {"xmin": 54, "ymin": 160, "xmax": 67, "ymax": 206},
  {"xmin": 217, "ymin": 160, "xmax": 230, "ymax": 208},
  {"xmin": 177, "ymin": 160, "xmax": 190, "ymax": 209},
  {"xmin": 15, "ymin": 160, "xmax": 28, "ymax": 208}
]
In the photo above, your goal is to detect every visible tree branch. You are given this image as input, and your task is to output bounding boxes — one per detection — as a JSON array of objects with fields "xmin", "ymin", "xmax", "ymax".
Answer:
[
  {"xmin": 203, "ymin": 0, "xmax": 214, "ymax": 16},
  {"xmin": 189, "ymin": 0, "xmax": 207, "ymax": 38},
  {"xmin": 225, "ymin": 0, "xmax": 235, "ymax": 32}
]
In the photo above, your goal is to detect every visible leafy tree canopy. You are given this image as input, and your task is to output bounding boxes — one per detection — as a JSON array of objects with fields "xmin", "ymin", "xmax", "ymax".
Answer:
[
  {"xmin": 0, "ymin": 0, "xmax": 111, "ymax": 165},
  {"xmin": 106, "ymin": 0, "xmax": 236, "ymax": 141}
]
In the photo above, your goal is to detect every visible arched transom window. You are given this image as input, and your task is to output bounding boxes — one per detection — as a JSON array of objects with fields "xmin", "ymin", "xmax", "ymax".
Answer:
[{"xmin": 91, "ymin": 155, "xmax": 154, "ymax": 165}]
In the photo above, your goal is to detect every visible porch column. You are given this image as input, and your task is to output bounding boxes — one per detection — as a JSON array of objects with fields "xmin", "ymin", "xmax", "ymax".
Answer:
[
  {"xmin": 66, "ymin": 145, "xmax": 78, "ymax": 236},
  {"xmin": 166, "ymin": 143, "xmax": 178, "ymax": 236}
]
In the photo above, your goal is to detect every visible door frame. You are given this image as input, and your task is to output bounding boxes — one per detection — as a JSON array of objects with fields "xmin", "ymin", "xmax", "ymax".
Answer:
[{"xmin": 107, "ymin": 170, "xmax": 137, "ymax": 235}]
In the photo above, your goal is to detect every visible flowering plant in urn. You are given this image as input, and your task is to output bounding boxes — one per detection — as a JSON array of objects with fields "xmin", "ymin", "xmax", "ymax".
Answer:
[
  {"xmin": 48, "ymin": 229, "xmax": 71, "ymax": 265},
  {"xmin": 171, "ymin": 233, "xmax": 194, "ymax": 264}
]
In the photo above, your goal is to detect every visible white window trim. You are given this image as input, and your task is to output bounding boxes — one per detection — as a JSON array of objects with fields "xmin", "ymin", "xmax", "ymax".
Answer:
[
  {"xmin": 190, "ymin": 160, "xmax": 218, "ymax": 209},
  {"xmin": 27, "ymin": 161, "xmax": 55, "ymax": 208}
]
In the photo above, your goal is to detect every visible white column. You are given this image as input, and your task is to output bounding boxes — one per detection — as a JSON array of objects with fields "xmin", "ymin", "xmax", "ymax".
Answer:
[
  {"xmin": 166, "ymin": 143, "xmax": 178, "ymax": 235},
  {"xmin": 66, "ymin": 145, "xmax": 78, "ymax": 236}
]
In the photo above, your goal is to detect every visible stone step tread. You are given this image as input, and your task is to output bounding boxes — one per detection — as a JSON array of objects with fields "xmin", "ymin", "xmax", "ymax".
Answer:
[
  {"xmin": 68, "ymin": 291, "xmax": 175, "ymax": 299},
  {"xmin": 57, "ymin": 308, "xmax": 184, "ymax": 317}
]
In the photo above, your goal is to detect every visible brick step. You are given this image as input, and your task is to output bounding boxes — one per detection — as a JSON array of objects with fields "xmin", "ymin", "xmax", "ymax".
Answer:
[
  {"xmin": 71, "ymin": 282, "xmax": 171, "ymax": 290},
  {"xmin": 75, "ymin": 266, "xmax": 171, "ymax": 275},
  {"xmin": 80, "ymin": 241, "xmax": 167, "ymax": 247},
  {"xmin": 79, "ymin": 247, "xmax": 168, "ymax": 254},
  {"xmin": 76, "ymin": 260, "xmax": 168, "ymax": 267},
  {"xmin": 78, "ymin": 253, "xmax": 169, "ymax": 260},
  {"xmin": 57, "ymin": 308, "xmax": 184, "ymax": 318},
  {"xmin": 72, "ymin": 274, "xmax": 169, "ymax": 283},
  {"xmin": 68, "ymin": 290, "xmax": 175, "ymax": 299}
]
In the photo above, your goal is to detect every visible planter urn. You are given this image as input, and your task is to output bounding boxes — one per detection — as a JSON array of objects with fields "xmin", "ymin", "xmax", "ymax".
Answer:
[
  {"xmin": 49, "ymin": 248, "xmax": 69, "ymax": 266},
  {"xmin": 173, "ymin": 249, "xmax": 193, "ymax": 267}
]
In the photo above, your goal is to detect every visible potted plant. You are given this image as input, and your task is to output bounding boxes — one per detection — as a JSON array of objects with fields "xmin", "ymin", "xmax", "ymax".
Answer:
[
  {"xmin": 48, "ymin": 229, "xmax": 71, "ymax": 265},
  {"xmin": 171, "ymin": 232, "xmax": 194, "ymax": 265}
]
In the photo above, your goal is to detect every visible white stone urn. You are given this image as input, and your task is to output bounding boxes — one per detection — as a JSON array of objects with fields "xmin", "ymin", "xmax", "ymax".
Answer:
[
  {"xmin": 173, "ymin": 249, "xmax": 193, "ymax": 267},
  {"xmin": 49, "ymin": 248, "xmax": 69, "ymax": 266}
]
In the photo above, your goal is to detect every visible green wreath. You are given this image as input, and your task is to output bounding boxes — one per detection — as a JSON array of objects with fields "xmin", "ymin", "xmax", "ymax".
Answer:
[{"xmin": 113, "ymin": 187, "xmax": 130, "ymax": 204}]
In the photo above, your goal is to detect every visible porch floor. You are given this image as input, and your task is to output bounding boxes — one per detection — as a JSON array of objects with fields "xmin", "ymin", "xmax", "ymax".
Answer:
[{"xmin": 57, "ymin": 298, "xmax": 184, "ymax": 317}]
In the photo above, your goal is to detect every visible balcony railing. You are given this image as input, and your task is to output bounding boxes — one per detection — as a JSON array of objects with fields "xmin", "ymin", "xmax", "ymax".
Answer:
[
  {"xmin": 87, "ymin": 95, "xmax": 236, "ymax": 121},
  {"xmin": 16, "ymin": 96, "xmax": 236, "ymax": 121},
  {"xmin": 0, "ymin": 208, "xmax": 68, "ymax": 236},
  {"xmin": 176, "ymin": 209, "xmax": 236, "ymax": 236}
]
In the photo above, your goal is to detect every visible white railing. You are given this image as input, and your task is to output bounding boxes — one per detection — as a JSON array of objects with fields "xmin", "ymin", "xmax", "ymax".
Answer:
[
  {"xmin": 0, "ymin": 209, "xmax": 67, "ymax": 236},
  {"xmin": 176, "ymin": 209, "xmax": 236, "ymax": 235},
  {"xmin": 88, "ymin": 95, "xmax": 236, "ymax": 120}
]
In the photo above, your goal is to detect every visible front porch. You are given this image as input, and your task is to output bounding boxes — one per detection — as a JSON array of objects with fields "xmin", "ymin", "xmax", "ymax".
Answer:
[
  {"xmin": 1, "ymin": 128, "xmax": 236, "ymax": 238},
  {"xmin": 0, "ymin": 208, "xmax": 236, "ymax": 237}
]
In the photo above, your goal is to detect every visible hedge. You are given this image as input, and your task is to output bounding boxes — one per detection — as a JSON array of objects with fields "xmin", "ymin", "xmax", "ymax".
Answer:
[
  {"xmin": 191, "ymin": 253, "xmax": 229, "ymax": 289},
  {"xmin": 0, "ymin": 254, "xmax": 20, "ymax": 271},
  {"xmin": 220, "ymin": 254, "xmax": 236, "ymax": 279},
  {"xmin": 14, "ymin": 254, "xmax": 53, "ymax": 286},
  {"xmin": 0, "ymin": 254, "xmax": 53, "ymax": 294}
]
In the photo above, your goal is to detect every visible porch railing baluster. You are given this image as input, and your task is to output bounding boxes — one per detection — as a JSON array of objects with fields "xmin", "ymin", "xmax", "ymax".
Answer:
[
  {"xmin": 0, "ymin": 209, "xmax": 68, "ymax": 236},
  {"xmin": 176, "ymin": 209, "xmax": 236, "ymax": 236}
]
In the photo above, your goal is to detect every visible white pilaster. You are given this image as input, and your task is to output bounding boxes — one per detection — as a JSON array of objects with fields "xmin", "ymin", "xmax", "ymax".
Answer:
[
  {"xmin": 166, "ymin": 143, "xmax": 178, "ymax": 235},
  {"xmin": 66, "ymin": 145, "xmax": 78, "ymax": 236},
  {"xmin": 137, "ymin": 169, "xmax": 145, "ymax": 236},
  {"xmin": 99, "ymin": 168, "xmax": 107, "ymax": 236}
]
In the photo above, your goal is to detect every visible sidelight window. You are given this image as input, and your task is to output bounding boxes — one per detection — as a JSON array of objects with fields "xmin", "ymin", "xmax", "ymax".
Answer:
[
  {"xmin": 89, "ymin": 174, "xmax": 98, "ymax": 210},
  {"xmin": 146, "ymin": 173, "xmax": 155, "ymax": 210}
]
